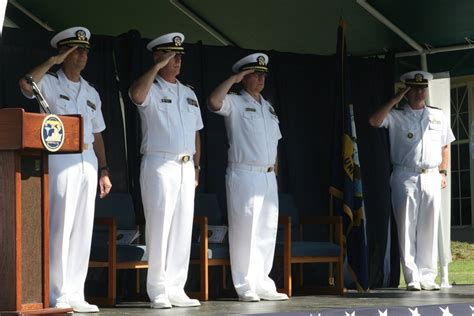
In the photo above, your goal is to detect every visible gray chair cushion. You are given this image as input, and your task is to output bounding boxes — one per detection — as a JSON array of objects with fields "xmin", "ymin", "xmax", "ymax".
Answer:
[
  {"xmin": 90, "ymin": 244, "xmax": 147, "ymax": 262},
  {"xmin": 275, "ymin": 241, "xmax": 341, "ymax": 257}
]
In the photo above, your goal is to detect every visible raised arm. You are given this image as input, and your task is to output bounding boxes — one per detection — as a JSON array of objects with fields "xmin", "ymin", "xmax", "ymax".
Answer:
[
  {"xmin": 207, "ymin": 69, "xmax": 254, "ymax": 111},
  {"xmin": 18, "ymin": 46, "xmax": 77, "ymax": 97},
  {"xmin": 129, "ymin": 52, "xmax": 175, "ymax": 105},
  {"xmin": 368, "ymin": 87, "xmax": 411, "ymax": 127}
]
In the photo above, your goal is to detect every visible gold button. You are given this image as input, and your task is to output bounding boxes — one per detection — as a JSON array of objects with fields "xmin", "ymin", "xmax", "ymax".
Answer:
[
  {"xmin": 181, "ymin": 155, "xmax": 190, "ymax": 163},
  {"xmin": 267, "ymin": 167, "xmax": 274, "ymax": 172},
  {"xmin": 83, "ymin": 143, "xmax": 89, "ymax": 150},
  {"xmin": 421, "ymin": 168, "xmax": 426, "ymax": 173}
]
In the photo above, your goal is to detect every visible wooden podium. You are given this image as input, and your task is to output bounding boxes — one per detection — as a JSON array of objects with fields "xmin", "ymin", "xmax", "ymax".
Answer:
[{"xmin": 0, "ymin": 108, "xmax": 83, "ymax": 315}]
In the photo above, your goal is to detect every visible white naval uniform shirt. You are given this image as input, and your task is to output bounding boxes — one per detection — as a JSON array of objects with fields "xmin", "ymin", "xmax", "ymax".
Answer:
[
  {"xmin": 212, "ymin": 90, "xmax": 282, "ymax": 166},
  {"xmin": 380, "ymin": 104, "xmax": 455, "ymax": 169},
  {"xmin": 33, "ymin": 69, "xmax": 106, "ymax": 143},
  {"xmin": 132, "ymin": 75, "xmax": 204, "ymax": 155}
]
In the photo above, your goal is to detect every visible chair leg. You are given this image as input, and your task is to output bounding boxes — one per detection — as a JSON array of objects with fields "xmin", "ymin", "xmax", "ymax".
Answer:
[
  {"xmin": 200, "ymin": 261, "xmax": 209, "ymax": 301},
  {"xmin": 284, "ymin": 262, "xmax": 292, "ymax": 297},
  {"xmin": 106, "ymin": 266, "xmax": 116, "ymax": 306}
]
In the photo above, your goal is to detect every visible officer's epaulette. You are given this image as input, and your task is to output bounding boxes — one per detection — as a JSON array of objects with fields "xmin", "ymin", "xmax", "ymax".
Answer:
[
  {"xmin": 393, "ymin": 106, "xmax": 404, "ymax": 111},
  {"xmin": 185, "ymin": 83, "xmax": 194, "ymax": 90},
  {"xmin": 46, "ymin": 71, "xmax": 58, "ymax": 79},
  {"xmin": 227, "ymin": 91, "xmax": 239, "ymax": 95},
  {"xmin": 427, "ymin": 105, "xmax": 441, "ymax": 110}
]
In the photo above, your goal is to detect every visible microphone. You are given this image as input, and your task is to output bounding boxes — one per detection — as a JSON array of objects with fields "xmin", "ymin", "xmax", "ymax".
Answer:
[
  {"xmin": 25, "ymin": 75, "xmax": 33, "ymax": 84},
  {"xmin": 24, "ymin": 74, "xmax": 51, "ymax": 114}
]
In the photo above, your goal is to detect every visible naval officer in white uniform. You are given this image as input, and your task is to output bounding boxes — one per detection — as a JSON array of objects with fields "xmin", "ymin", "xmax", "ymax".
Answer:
[
  {"xmin": 129, "ymin": 32, "xmax": 203, "ymax": 309},
  {"xmin": 208, "ymin": 53, "xmax": 288, "ymax": 302},
  {"xmin": 369, "ymin": 71, "xmax": 455, "ymax": 291},
  {"xmin": 19, "ymin": 26, "xmax": 112, "ymax": 313}
]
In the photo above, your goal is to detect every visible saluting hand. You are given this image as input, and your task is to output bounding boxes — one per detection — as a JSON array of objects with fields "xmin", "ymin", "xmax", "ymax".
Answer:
[
  {"xmin": 156, "ymin": 52, "xmax": 176, "ymax": 66},
  {"xmin": 50, "ymin": 46, "xmax": 78, "ymax": 65},
  {"xmin": 394, "ymin": 86, "xmax": 411, "ymax": 104},
  {"xmin": 233, "ymin": 69, "xmax": 255, "ymax": 83}
]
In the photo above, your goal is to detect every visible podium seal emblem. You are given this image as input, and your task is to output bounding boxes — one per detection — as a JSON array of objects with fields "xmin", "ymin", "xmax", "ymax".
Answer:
[{"xmin": 41, "ymin": 114, "xmax": 65, "ymax": 152}]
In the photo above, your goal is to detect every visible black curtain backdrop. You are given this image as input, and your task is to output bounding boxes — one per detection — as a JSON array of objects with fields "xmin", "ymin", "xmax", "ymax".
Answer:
[{"xmin": 0, "ymin": 27, "xmax": 398, "ymax": 288}]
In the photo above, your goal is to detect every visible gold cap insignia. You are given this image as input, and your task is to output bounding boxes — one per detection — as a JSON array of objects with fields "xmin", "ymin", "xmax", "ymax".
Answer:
[
  {"xmin": 407, "ymin": 132, "xmax": 414, "ymax": 139},
  {"xmin": 414, "ymin": 73, "xmax": 424, "ymax": 82},
  {"xmin": 257, "ymin": 55, "xmax": 266, "ymax": 66},
  {"xmin": 75, "ymin": 30, "xmax": 87, "ymax": 41},
  {"xmin": 173, "ymin": 36, "xmax": 182, "ymax": 47}
]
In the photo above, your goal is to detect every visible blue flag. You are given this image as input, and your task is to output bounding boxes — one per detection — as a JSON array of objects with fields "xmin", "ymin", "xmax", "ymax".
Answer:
[{"xmin": 329, "ymin": 20, "xmax": 369, "ymax": 291}]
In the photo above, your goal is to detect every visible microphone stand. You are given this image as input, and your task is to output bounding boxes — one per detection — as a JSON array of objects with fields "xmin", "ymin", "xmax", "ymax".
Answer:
[{"xmin": 25, "ymin": 75, "xmax": 51, "ymax": 114}]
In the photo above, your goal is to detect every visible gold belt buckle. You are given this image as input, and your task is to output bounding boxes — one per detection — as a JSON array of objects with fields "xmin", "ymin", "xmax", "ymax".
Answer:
[
  {"xmin": 83, "ymin": 143, "xmax": 89, "ymax": 150},
  {"xmin": 267, "ymin": 167, "xmax": 274, "ymax": 172},
  {"xmin": 420, "ymin": 168, "xmax": 426, "ymax": 173},
  {"xmin": 181, "ymin": 155, "xmax": 190, "ymax": 163}
]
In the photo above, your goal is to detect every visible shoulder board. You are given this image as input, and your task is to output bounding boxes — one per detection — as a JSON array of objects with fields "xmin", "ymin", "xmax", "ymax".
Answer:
[
  {"xmin": 227, "ymin": 91, "xmax": 238, "ymax": 95},
  {"xmin": 393, "ymin": 107, "xmax": 404, "ymax": 111},
  {"xmin": 427, "ymin": 105, "xmax": 441, "ymax": 110},
  {"xmin": 46, "ymin": 71, "xmax": 58, "ymax": 79},
  {"xmin": 185, "ymin": 83, "xmax": 194, "ymax": 90}
]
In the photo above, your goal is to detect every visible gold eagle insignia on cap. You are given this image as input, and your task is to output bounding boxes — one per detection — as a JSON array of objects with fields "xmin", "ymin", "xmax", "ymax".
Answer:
[
  {"xmin": 414, "ymin": 73, "xmax": 424, "ymax": 82},
  {"xmin": 173, "ymin": 36, "xmax": 182, "ymax": 47},
  {"xmin": 75, "ymin": 30, "xmax": 87, "ymax": 41},
  {"xmin": 257, "ymin": 56, "xmax": 266, "ymax": 66}
]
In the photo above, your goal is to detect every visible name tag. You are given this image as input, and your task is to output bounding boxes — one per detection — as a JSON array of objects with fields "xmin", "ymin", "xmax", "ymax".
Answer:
[
  {"xmin": 86, "ymin": 100, "xmax": 96, "ymax": 111},
  {"xmin": 59, "ymin": 94, "xmax": 70, "ymax": 101},
  {"xmin": 245, "ymin": 107, "xmax": 256, "ymax": 112},
  {"xmin": 161, "ymin": 98, "xmax": 172, "ymax": 103},
  {"xmin": 187, "ymin": 98, "xmax": 198, "ymax": 107}
]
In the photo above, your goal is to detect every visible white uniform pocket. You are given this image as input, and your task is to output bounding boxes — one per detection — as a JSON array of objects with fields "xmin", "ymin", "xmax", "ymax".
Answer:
[{"xmin": 429, "ymin": 122, "xmax": 442, "ymax": 141}]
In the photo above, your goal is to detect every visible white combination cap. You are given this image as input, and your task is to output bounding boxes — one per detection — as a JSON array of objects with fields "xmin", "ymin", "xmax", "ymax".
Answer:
[
  {"xmin": 400, "ymin": 70, "xmax": 433, "ymax": 87},
  {"xmin": 146, "ymin": 32, "xmax": 185, "ymax": 53},
  {"xmin": 232, "ymin": 53, "xmax": 269, "ymax": 73},
  {"xmin": 50, "ymin": 26, "xmax": 91, "ymax": 49}
]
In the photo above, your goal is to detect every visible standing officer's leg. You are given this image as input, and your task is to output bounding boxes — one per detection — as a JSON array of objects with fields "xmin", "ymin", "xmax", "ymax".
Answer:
[
  {"xmin": 391, "ymin": 169, "xmax": 421, "ymax": 288},
  {"xmin": 417, "ymin": 172, "xmax": 441, "ymax": 289}
]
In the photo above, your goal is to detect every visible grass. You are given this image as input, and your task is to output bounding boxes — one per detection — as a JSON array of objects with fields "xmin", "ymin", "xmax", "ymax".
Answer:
[{"xmin": 399, "ymin": 241, "xmax": 474, "ymax": 287}]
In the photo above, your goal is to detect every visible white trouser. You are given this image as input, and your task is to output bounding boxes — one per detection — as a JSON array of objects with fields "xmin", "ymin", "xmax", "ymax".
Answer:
[
  {"xmin": 391, "ymin": 168, "xmax": 441, "ymax": 284},
  {"xmin": 49, "ymin": 149, "xmax": 98, "ymax": 306},
  {"xmin": 226, "ymin": 166, "xmax": 279, "ymax": 296},
  {"xmin": 140, "ymin": 154, "xmax": 195, "ymax": 300},
  {"xmin": 438, "ymin": 199, "xmax": 452, "ymax": 267}
]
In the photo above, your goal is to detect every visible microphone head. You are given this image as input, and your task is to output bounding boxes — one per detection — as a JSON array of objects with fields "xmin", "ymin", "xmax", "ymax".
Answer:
[{"xmin": 24, "ymin": 75, "xmax": 34, "ymax": 84}]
